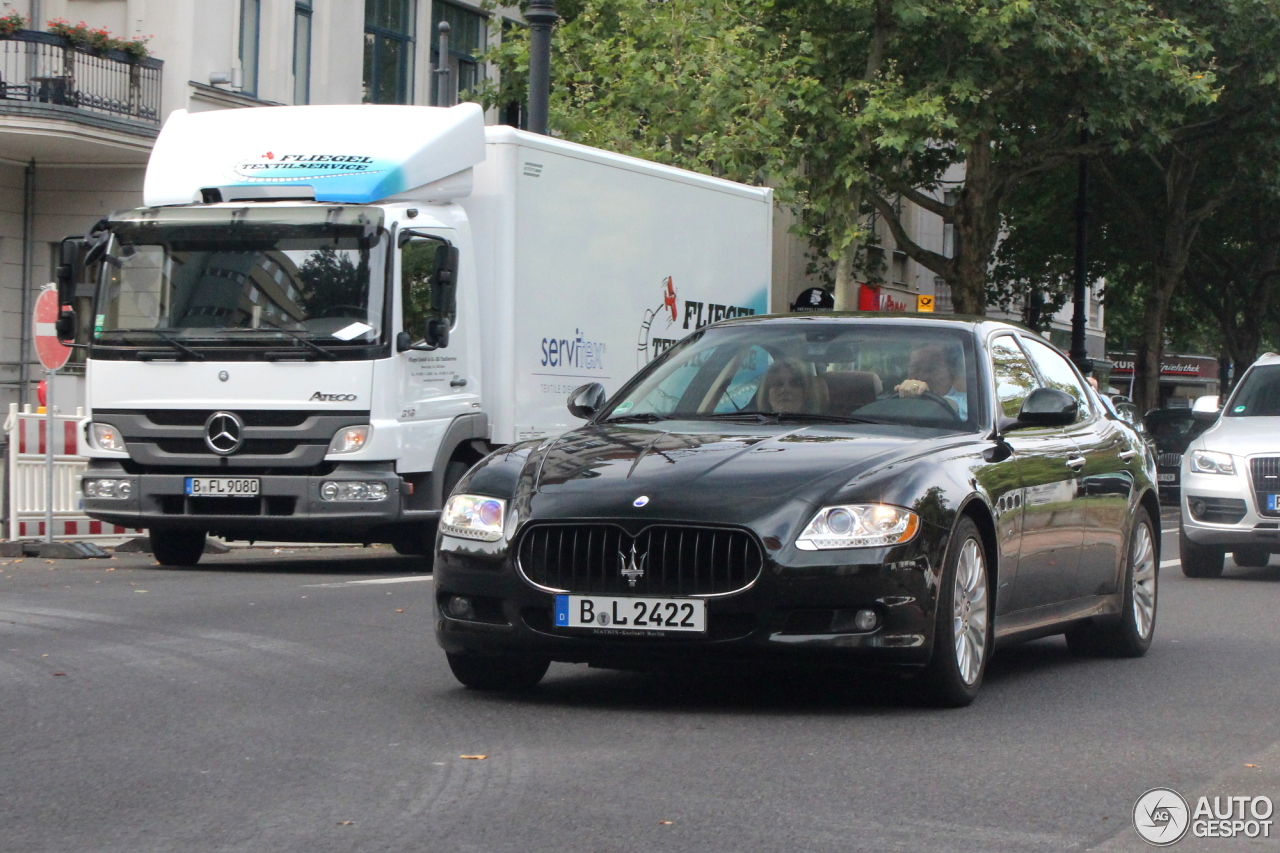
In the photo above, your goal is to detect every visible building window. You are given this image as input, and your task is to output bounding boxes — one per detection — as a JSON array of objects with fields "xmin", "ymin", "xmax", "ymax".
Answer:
[
  {"xmin": 934, "ymin": 277, "xmax": 954, "ymax": 313},
  {"xmin": 294, "ymin": 1, "xmax": 312, "ymax": 104},
  {"xmin": 430, "ymin": 1, "xmax": 486, "ymax": 106},
  {"xmin": 942, "ymin": 191, "xmax": 957, "ymax": 259},
  {"xmin": 240, "ymin": 0, "xmax": 260, "ymax": 96},
  {"xmin": 364, "ymin": 0, "xmax": 415, "ymax": 104}
]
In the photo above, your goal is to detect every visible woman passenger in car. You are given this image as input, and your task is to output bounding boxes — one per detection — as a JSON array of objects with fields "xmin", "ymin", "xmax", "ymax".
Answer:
[{"xmin": 757, "ymin": 358, "xmax": 822, "ymax": 414}]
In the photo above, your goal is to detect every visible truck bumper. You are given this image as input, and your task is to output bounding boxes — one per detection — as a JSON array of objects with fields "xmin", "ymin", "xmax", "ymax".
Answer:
[{"xmin": 81, "ymin": 459, "xmax": 433, "ymax": 540}]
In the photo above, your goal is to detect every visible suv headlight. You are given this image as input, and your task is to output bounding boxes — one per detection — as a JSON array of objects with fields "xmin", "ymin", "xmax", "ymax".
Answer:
[
  {"xmin": 1189, "ymin": 450, "xmax": 1235, "ymax": 475},
  {"xmin": 440, "ymin": 494, "xmax": 506, "ymax": 542},
  {"xmin": 795, "ymin": 504, "xmax": 920, "ymax": 550}
]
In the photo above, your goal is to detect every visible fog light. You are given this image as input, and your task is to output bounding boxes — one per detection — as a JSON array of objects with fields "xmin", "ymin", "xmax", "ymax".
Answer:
[
  {"xmin": 447, "ymin": 596, "xmax": 475, "ymax": 620},
  {"xmin": 83, "ymin": 478, "xmax": 131, "ymax": 499},
  {"xmin": 853, "ymin": 608, "xmax": 879, "ymax": 631},
  {"xmin": 83, "ymin": 479, "xmax": 99, "ymax": 498},
  {"xmin": 319, "ymin": 480, "xmax": 390, "ymax": 501},
  {"xmin": 116, "ymin": 480, "xmax": 133, "ymax": 499}
]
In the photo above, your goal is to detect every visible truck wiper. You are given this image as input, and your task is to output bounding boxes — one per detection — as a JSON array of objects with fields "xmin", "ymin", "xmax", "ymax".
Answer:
[
  {"xmin": 104, "ymin": 328, "xmax": 205, "ymax": 361},
  {"xmin": 248, "ymin": 318, "xmax": 338, "ymax": 361}
]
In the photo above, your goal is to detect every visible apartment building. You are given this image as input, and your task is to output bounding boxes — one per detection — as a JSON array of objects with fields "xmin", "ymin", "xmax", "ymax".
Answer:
[{"xmin": 0, "ymin": 0, "xmax": 502, "ymax": 409}]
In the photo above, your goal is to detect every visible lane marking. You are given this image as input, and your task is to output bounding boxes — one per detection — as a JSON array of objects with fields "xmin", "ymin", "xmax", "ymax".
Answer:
[{"xmin": 306, "ymin": 576, "xmax": 433, "ymax": 588}]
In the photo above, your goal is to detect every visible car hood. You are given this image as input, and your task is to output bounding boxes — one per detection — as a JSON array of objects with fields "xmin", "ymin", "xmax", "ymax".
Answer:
[
  {"xmin": 522, "ymin": 420, "xmax": 970, "ymax": 522},
  {"xmin": 1194, "ymin": 415, "xmax": 1280, "ymax": 457}
]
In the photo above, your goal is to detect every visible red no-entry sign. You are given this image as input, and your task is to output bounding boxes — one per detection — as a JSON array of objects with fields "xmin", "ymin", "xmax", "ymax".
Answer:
[{"xmin": 33, "ymin": 288, "xmax": 71, "ymax": 371}]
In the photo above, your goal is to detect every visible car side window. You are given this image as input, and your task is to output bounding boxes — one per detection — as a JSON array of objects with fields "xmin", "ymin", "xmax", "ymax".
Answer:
[
  {"xmin": 990, "ymin": 335, "xmax": 1037, "ymax": 418},
  {"xmin": 1021, "ymin": 337, "xmax": 1092, "ymax": 422}
]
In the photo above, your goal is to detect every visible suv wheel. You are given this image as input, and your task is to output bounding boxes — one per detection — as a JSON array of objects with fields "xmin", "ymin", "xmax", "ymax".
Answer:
[
  {"xmin": 1233, "ymin": 546, "xmax": 1271, "ymax": 568},
  {"xmin": 1180, "ymin": 523, "xmax": 1224, "ymax": 578}
]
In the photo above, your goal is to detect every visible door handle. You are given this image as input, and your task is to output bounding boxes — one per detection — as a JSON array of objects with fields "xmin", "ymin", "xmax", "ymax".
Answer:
[
  {"xmin": 1066, "ymin": 456, "xmax": 1087, "ymax": 470},
  {"xmin": 450, "ymin": 377, "xmax": 468, "ymax": 388},
  {"xmin": 1118, "ymin": 449, "xmax": 1139, "ymax": 461}
]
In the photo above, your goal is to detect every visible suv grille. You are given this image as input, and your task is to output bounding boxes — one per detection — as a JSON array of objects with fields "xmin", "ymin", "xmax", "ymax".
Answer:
[
  {"xmin": 1158, "ymin": 452, "xmax": 1183, "ymax": 468},
  {"xmin": 1251, "ymin": 457, "xmax": 1280, "ymax": 518},
  {"xmin": 517, "ymin": 524, "xmax": 763, "ymax": 597}
]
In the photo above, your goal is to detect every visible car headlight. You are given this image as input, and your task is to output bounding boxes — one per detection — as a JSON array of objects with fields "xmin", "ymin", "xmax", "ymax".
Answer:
[
  {"xmin": 328, "ymin": 425, "xmax": 370, "ymax": 454},
  {"xmin": 90, "ymin": 422, "xmax": 125, "ymax": 452},
  {"xmin": 440, "ymin": 494, "xmax": 506, "ymax": 542},
  {"xmin": 795, "ymin": 504, "xmax": 920, "ymax": 550},
  {"xmin": 1189, "ymin": 450, "xmax": 1235, "ymax": 475}
]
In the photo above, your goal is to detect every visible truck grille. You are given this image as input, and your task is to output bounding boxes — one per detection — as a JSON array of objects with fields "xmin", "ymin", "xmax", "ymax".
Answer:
[
  {"xmin": 1158, "ymin": 452, "xmax": 1182, "ymax": 468},
  {"xmin": 1251, "ymin": 457, "xmax": 1280, "ymax": 518},
  {"xmin": 516, "ymin": 524, "xmax": 763, "ymax": 597}
]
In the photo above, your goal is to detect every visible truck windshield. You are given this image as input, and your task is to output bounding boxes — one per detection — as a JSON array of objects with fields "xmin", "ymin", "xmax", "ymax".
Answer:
[{"xmin": 93, "ymin": 210, "xmax": 386, "ymax": 357}]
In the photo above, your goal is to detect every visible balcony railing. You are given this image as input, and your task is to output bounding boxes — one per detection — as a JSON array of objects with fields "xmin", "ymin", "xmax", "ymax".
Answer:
[{"xmin": 0, "ymin": 30, "xmax": 162, "ymax": 125}]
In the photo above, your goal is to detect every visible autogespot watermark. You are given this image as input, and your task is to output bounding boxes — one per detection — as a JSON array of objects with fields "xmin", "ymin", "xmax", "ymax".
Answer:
[{"xmin": 1133, "ymin": 787, "xmax": 1274, "ymax": 845}]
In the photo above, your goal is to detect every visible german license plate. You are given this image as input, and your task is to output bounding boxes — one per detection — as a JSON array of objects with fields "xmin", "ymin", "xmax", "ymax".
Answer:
[
  {"xmin": 554, "ymin": 594, "xmax": 706, "ymax": 633},
  {"xmin": 1158, "ymin": 473, "xmax": 1177, "ymax": 483},
  {"xmin": 1270, "ymin": 494, "xmax": 1279, "ymax": 512},
  {"xmin": 185, "ymin": 477, "xmax": 260, "ymax": 497}
]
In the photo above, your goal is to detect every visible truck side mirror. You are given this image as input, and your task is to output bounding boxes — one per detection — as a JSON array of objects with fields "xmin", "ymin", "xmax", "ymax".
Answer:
[
  {"xmin": 432, "ymin": 245, "xmax": 459, "ymax": 318},
  {"xmin": 424, "ymin": 316, "xmax": 450, "ymax": 350},
  {"xmin": 55, "ymin": 237, "xmax": 83, "ymax": 307},
  {"xmin": 567, "ymin": 383, "xmax": 607, "ymax": 420}
]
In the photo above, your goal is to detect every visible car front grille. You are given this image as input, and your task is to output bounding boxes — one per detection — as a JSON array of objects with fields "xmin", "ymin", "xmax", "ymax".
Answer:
[
  {"xmin": 1158, "ymin": 452, "xmax": 1183, "ymax": 468},
  {"xmin": 1250, "ymin": 457, "xmax": 1280, "ymax": 518},
  {"xmin": 516, "ymin": 524, "xmax": 764, "ymax": 597}
]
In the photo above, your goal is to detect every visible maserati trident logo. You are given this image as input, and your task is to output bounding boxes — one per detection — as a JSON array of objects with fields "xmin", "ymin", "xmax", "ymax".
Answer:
[
  {"xmin": 204, "ymin": 411, "xmax": 244, "ymax": 455},
  {"xmin": 619, "ymin": 541, "xmax": 648, "ymax": 587}
]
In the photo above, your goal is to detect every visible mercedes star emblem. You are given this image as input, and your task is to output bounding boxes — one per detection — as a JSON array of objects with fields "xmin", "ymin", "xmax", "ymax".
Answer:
[{"xmin": 204, "ymin": 411, "xmax": 245, "ymax": 455}]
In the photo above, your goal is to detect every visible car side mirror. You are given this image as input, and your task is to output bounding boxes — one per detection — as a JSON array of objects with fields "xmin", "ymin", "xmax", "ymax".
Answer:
[
  {"xmin": 1003, "ymin": 387, "xmax": 1078, "ymax": 430},
  {"xmin": 1191, "ymin": 395, "xmax": 1221, "ymax": 421},
  {"xmin": 567, "ymin": 383, "xmax": 607, "ymax": 420}
]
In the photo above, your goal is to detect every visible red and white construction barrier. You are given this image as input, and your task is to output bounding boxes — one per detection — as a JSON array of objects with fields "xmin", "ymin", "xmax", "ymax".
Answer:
[{"xmin": 5, "ymin": 404, "xmax": 143, "ymax": 541}]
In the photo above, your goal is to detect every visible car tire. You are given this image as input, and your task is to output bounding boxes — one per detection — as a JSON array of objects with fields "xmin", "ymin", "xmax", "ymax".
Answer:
[
  {"xmin": 913, "ymin": 516, "xmax": 990, "ymax": 708},
  {"xmin": 150, "ymin": 529, "xmax": 206, "ymax": 567},
  {"xmin": 1065, "ymin": 507, "xmax": 1157, "ymax": 658},
  {"xmin": 1180, "ymin": 524, "xmax": 1225, "ymax": 578},
  {"xmin": 1233, "ymin": 546, "xmax": 1271, "ymax": 568},
  {"xmin": 445, "ymin": 651, "xmax": 550, "ymax": 691}
]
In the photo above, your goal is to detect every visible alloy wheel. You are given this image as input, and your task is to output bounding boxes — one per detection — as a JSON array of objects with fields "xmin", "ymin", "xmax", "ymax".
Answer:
[
  {"xmin": 1131, "ymin": 522, "xmax": 1157, "ymax": 640},
  {"xmin": 952, "ymin": 538, "xmax": 988, "ymax": 686}
]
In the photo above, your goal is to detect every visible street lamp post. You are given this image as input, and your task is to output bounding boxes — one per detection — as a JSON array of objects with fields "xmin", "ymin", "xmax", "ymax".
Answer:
[
  {"xmin": 1070, "ymin": 125, "xmax": 1093, "ymax": 375},
  {"xmin": 526, "ymin": 0, "xmax": 558, "ymax": 135}
]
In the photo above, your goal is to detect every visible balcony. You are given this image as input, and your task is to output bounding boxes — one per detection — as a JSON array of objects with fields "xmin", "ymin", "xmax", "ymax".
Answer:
[{"xmin": 0, "ymin": 29, "xmax": 163, "ymax": 164}]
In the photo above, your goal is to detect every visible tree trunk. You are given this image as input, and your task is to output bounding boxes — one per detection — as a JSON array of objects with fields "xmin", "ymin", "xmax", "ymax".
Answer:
[{"xmin": 1132, "ymin": 272, "xmax": 1176, "ymax": 411}]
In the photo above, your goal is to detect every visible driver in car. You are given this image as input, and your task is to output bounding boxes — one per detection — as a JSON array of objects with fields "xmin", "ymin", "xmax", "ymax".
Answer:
[{"xmin": 896, "ymin": 343, "xmax": 967, "ymax": 418}]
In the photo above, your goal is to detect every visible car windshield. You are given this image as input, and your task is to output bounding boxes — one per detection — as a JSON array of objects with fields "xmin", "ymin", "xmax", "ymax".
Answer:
[
  {"xmin": 1226, "ymin": 364, "xmax": 1280, "ymax": 417},
  {"xmin": 603, "ymin": 321, "xmax": 981, "ymax": 430},
  {"xmin": 93, "ymin": 208, "xmax": 386, "ymax": 350}
]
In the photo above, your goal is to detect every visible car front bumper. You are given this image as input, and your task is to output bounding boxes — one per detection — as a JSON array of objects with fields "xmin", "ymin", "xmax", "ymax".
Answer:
[
  {"xmin": 433, "ymin": 532, "xmax": 940, "ymax": 669},
  {"xmin": 1180, "ymin": 467, "xmax": 1280, "ymax": 551}
]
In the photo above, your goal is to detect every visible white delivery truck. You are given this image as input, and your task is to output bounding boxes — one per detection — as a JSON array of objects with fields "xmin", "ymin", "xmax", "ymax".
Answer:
[{"xmin": 56, "ymin": 103, "xmax": 772, "ymax": 566}]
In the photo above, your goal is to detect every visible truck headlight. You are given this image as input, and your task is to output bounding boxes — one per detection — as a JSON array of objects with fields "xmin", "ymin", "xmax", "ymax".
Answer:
[
  {"xmin": 795, "ymin": 504, "xmax": 919, "ymax": 550},
  {"xmin": 1189, "ymin": 450, "xmax": 1235, "ymax": 475},
  {"xmin": 328, "ymin": 425, "xmax": 370, "ymax": 454},
  {"xmin": 440, "ymin": 494, "xmax": 506, "ymax": 542},
  {"xmin": 90, "ymin": 422, "xmax": 125, "ymax": 452}
]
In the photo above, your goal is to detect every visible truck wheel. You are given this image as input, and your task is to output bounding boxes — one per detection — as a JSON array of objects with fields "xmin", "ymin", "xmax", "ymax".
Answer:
[
  {"xmin": 1066, "ymin": 507, "xmax": 1156, "ymax": 658},
  {"xmin": 1180, "ymin": 523, "xmax": 1224, "ymax": 578},
  {"xmin": 150, "ymin": 529, "xmax": 206, "ymax": 567},
  {"xmin": 445, "ymin": 651, "xmax": 549, "ymax": 691},
  {"xmin": 1233, "ymin": 546, "xmax": 1271, "ymax": 568}
]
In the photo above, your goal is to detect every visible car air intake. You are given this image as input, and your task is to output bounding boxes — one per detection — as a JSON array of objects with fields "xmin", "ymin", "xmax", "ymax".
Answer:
[
  {"xmin": 1187, "ymin": 496, "xmax": 1248, "ymax": 524},
  {"xmin": 517, "ymin": 524, "xmax": 763, "ymax": 597},
  {"xmin": 1251, "ymin": 457, "xmax": 1280, "ymax": 518}
]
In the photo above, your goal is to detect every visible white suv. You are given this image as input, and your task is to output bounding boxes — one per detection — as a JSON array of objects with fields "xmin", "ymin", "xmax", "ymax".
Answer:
[{"xmin": 1180, "ymin": 352, "xmax": 1280, "ymax": 576}]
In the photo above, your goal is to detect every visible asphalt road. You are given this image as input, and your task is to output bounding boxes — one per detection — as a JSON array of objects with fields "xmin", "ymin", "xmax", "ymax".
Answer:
[{"xmin": 3, "ymin": 511, "xmax": 1279, "ymax": 853}]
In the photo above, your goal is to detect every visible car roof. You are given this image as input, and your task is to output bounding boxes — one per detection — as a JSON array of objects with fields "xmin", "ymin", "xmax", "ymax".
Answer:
[{"xmin": 715, "ymin": 311, "xmax": 1033, "ymax": 338}]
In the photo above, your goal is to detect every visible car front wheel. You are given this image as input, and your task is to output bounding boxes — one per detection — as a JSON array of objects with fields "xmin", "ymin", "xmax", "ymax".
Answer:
[
  {"xmin": 1066, "ymin": 507, "xmax": 1157, "ymax": 657},
  {"xmin": 914, "ymin": 516, "xmax": 990, "ymax": 707},
  {"xmin": 445, "ymin": 652, "xmax": 550, "ymax": 692},
  {"xmin": 1180, "ymin": 523, "xmax": 1225, "ymax": 578}
]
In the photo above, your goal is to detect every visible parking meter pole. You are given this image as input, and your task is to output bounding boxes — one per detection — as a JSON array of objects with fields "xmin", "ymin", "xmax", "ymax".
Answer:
[{"xmin": 44, "ymin": 367, "xmax": 54, "ymax": 544}]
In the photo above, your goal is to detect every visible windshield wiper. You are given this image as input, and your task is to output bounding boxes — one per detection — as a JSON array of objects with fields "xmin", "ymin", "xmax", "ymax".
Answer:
[
  {"xmin": 603, "ymin": 413, "xmax": 671, "ymax": 424},
  {"xmin": 244, "ymin": 319, "xmax": 338, "ymax": 361},
  {"xmin": 102, "ymin": 328, "xmax": 204, "ymax": 361}
]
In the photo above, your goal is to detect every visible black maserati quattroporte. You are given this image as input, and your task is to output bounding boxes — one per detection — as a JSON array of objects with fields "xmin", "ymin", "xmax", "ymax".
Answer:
[{"xmin": 434, "ymin": 315, "xmax": 1160, "ymax": 705}]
